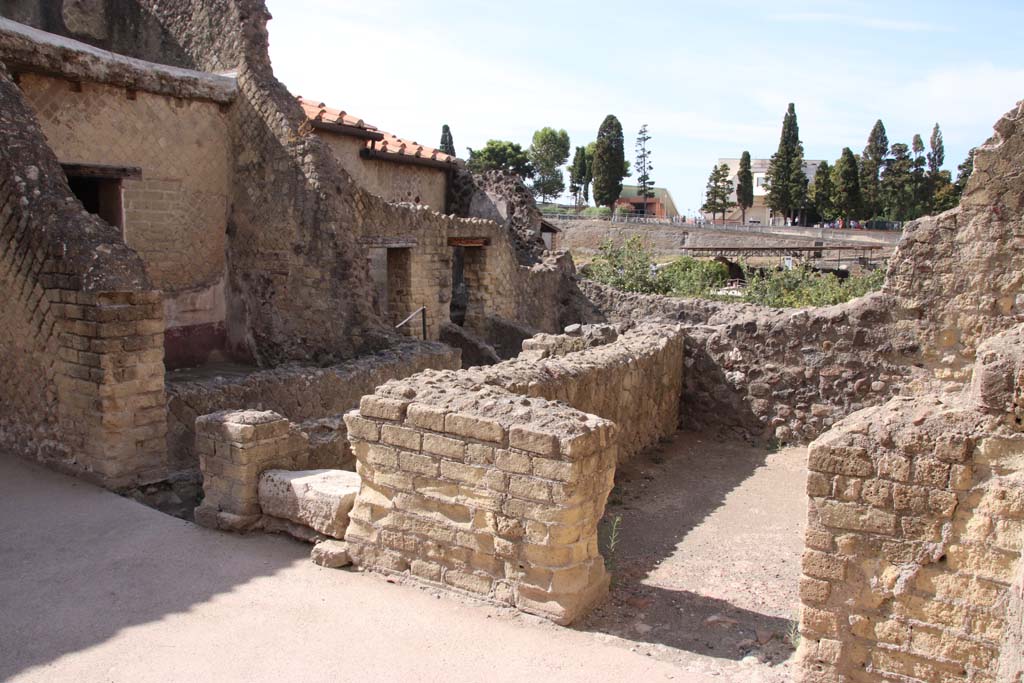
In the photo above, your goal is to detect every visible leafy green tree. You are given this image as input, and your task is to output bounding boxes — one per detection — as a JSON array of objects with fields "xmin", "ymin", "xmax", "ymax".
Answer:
[
  {"xmin": 860, "ymin": 119, "xmax": 888, "ymax": 219},
  {"xmin": 568, "ymin": 146, "xmax": 591, "ymax": 212},
  {"xmin": 881, "ymin": 143, "xmax": 916, "ymax": 220},
  {"xmin": 930, "ymin": 171, "xmax": 958, "ymax": 212},
  {"xmin": 701, "ymin": 163, "xmax": 735, "ymax": 221},
  {"xmin": 439, "ymin": 124, "xmax": 455, "ymax": 157},
  {"xmin": 591, "ymin": 115, "xmax": 626, "ymax": 211},
  {"xmin": 765, "ymin": 103, "xmax": 807, "ymax": 223},
  {"xmin": 831, "ymin": 147, "xmax": 861, "ymax": 226},
  {"xmin": 466, "ymin": 140, "xmax": 534, "ymax": 178},
  {"xmin": 954, "ymin": 147, "xmax": 976, "ymax": 195},
  {"xmin": 736, "ymin": 151, "xmax": 754, "ymax": 224},
  {"xmin": 809, "ymin": 160, "xmax": 834, "ymax": 221},
  {"xmin": 634, "ymin": 124, "xmax": 655, "ymax": 215},
  {"xmin": 528, "ymin": 127, "xmax": 571, "ymax": 204}
]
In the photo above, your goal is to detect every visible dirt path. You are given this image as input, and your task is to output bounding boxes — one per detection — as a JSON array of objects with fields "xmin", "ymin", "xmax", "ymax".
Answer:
[
  {"xmin": 0, "ymin": 433, "xmax": 806, "ymax": 682},
  {"xmin": 577, "ymin": 433, "xmax": 808, "ymax": 682}
]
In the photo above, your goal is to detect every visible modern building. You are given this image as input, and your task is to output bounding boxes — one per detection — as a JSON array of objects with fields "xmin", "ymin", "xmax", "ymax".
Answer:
[
  {"xmin": 709, "ymin": 158, "xmax": 824, "ymax": 224},
  {"xmin": 614, "ymin": 185, "xmax": 680, "ymax": 219}
]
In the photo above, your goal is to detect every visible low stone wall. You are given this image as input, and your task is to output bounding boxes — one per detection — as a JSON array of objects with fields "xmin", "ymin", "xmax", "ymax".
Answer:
[
  {"xmin": 577, "ymin": 279, "xmax": 916, "ymax": 445},
  {"xmin": 796, "ymin": 326, "xmax": 1024, "ymax": 682},
  {"xmin": 465, "ymin": 322, "xmax": 684, "ymax": 462},
  {"xmin": 340, "ymin": 321, "xmax": 684, "ymax": 622},
  {"xmin": 166, "ymin": 341, "xmax": 460, "ymax": 472},
  {"xmin": 344, "ymin": 379, "xmax": 616, "ymax": 624}
]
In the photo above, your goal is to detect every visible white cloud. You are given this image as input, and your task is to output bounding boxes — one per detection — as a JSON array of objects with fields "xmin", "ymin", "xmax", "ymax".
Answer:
[{"xmin": 772, "ymin": 11, "xmax": 950, "ymax": 32}]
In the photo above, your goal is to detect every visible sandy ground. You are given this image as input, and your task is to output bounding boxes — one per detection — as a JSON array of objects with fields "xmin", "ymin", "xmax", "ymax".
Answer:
[{"xmin": 0, "ymin": 434, "xmax": 806, "ymax": 682}]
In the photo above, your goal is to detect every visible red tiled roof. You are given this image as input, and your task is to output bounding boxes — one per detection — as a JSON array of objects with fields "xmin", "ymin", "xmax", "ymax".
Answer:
[{"xmin": 297, "ymin": 96, "xmax": 458, "ymax": 165}]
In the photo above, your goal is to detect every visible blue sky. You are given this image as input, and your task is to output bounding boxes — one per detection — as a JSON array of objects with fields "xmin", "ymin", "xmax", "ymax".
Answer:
[{"xmin": 265, "ymin": 0, "xmax": 1024, "ymax": 215}]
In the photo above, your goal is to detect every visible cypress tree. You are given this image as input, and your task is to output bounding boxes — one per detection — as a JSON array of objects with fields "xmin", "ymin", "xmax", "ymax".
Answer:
[
  {"xmin": 860, "ymin": 119, "xmax": 888, "ymax": 219},
  {"xmin": 765, "ymin": 103, "xmax": 806, "ymax": 223},
  {"xmin": 809, "ymin": 160, "xmax": 834, "ymax": 221},
  {"xmin": 736, "ymin": 151, "xmax": 754, "ymax": 224},
  {"xmin": 954, "ymin": 148, "xmax": 976, "ymax": 195},
  {"xmin": 701, "ymin": 163, "xmax": 735, "ymax": 222},
  {"xmin": 568, "ymin": 146, "xmax": 589, "ymax": 212},
  {"xmin": 591, "ymin": 115, "xmax": 626, "ymax": 211},
  {"xmin": 831, "ymin": 147, "xmax": 861, "ymax": 227},
  {"xmin": 881, "ymin": 142, "xmax": 915, "ymax": 220},
  {"xmin": 439, "ymin": 124, "xmax": 455, "ymax": 157},
  {"xmin": 927, "ymin": 123, "xmax": 945, "ymax": 177},
  {"xmin": 911, "ymin": 134, "xmax": 927, "ymax": 215}
]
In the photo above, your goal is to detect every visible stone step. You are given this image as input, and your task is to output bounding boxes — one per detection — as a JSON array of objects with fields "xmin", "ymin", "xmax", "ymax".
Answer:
[{"xmin": 257, "ymin": 469, "xmax": 361, "ymax": 540}]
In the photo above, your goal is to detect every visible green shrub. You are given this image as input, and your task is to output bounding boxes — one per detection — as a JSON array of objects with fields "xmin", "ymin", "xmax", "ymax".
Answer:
[
  {"xmin": 657, "ymin": 257, "xmax": 730, "ymax": 298},
  {"xmin": 581, "ymin": 206, "xmax": 612, "ymax": 218},
  {"xmin": 587, "ymin": 236, "xmax": 666, "ymax": 294},
  {"xmin": 583, "ymin": 237, "xmax": 886, "ymax": 307},
  {"xmin": 743, "ymin": 265, "xmax": 885, "ymax": 308}
]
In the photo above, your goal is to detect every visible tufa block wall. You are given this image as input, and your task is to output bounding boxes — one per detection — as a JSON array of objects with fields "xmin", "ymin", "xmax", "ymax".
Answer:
[
  {"xmin": 0, "ymin": 62, "xmax": 166, "ymax": 486},
  {"xmin": 342, "ymin": 322, "xmax": 684, "ymax": 622},
  {"xmin": 17, "ymin": 72, "xmax": 231, "ymax": 296},
  {"xmin": 464, "ymin": 322, "xmax": 685, "ymax": 462},
  {"xmin": 193, "ymin": 408, "xmax": 308, "ymax": 531},
  {"xmin": 344, "ymin": 380, "xmax": 616, "ymax": 625},
  {"xmin": 796, "ymin": 325, "xmax": 1024, "ymax": 683}
]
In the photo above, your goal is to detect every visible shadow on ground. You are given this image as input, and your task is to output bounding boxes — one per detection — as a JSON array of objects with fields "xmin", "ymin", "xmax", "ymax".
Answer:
[
  {"xmin": 575, "ymin": 432, "xmax": 806, "ymax": 667},
  {"xmin": 0, "ymin": 456, "xmax": 304, "ymax": 681}
]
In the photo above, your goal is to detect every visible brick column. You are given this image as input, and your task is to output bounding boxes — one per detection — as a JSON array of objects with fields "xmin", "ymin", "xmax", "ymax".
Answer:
[
  {"xmin": 193, "ymin": 409, "xmax": 308, "ymax": 531},
  {"xmin": 54, "ymin": 290, "xmax": 167, "ymax": 487}
]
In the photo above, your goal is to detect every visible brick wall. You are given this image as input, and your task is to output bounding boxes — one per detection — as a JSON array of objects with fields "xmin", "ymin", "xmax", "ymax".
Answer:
[
  {"xmin": 341, "ymin": 322, "xmax": 685, "ymax": 622},
  {"xmin": 18, "ymin": 73, "xmax": 231, "ymax": 297},
  {"xmin": 796, "ymin": 326, "xmax": 1024, "ymax": 683},
  {"xmin": 319, "ymin": 132, "xmax": 448, "ymax": 211},
  {"xmin": 345, "ymin": 381, "xmax": 616, "ymax": 624},
  {"xmin": 0, "ymin": 64, "xmax": 166, "ymax": 487}
]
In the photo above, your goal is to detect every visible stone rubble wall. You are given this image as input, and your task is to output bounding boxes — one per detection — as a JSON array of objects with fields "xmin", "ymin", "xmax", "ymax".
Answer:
[
  {"xmin": 165, "ymin": 341, "xmax": 460, "ymax": 473},
  {"xmin": 577, "ymin": 279, "xmax": 915, "ymax": 445},
  {"xmin": 519, "ymin": 323, "xmax": 621, "ymax": 360},
  {"xmin": 796, "ymin": 325, "xmax": 1024, "ymax": 683},
  {"xmin": 344, "ymin": 378, "xmax": 617, "ymax": 625},
  {"xmin": 0, "ymin": 61, "xmax": 167, "ymax": 487}
]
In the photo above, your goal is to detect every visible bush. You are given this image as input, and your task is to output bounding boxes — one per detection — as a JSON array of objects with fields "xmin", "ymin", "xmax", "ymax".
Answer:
[
  {"xmin": 657, "ymin": 257, "xmax": 729, "ymax": 298},
  {"xmin": 582, "ymin": 206, "xmax": 612, "ymax": 218},
  {"xmin": 743, "ymin": 265, "xmax": 885, "ymax": 308},
  {"xmin": 582, "ymin": 237, "xmax": 886, "ymax": 307},
  {"xmin": 586, "ymin": 236, "xmax": 666, "ymax": 294}
]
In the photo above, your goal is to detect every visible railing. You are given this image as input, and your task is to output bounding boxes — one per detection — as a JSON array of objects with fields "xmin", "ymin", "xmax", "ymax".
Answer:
[{"xmin": 396, "ymin": 306, "xmax": 428, "ymax": 339}]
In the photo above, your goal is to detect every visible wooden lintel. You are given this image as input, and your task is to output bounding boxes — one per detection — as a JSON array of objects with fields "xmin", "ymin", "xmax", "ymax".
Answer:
[
  {"xmin": 448, "ymin": 237, "xmax": 490, "ymax": 247},
  {"xmin": 60, "ymin": 163, "xmax": 143, "ymax": 180}
]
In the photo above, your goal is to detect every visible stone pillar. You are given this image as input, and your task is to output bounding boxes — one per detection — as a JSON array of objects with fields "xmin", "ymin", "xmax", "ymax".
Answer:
[
  {"xmin": 193, "ymin": 409, "xmax": 308, "ymax": 531},
  {"xmin": 55, "ymin": 290, "xmax": 167, "ymax": 487}
]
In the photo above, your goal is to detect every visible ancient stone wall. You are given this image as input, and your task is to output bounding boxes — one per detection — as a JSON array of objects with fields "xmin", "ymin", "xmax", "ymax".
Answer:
[
  {"xmin": 0, "ymin": 62, "xmax": 166, "ymax": 486},
  {"xmin": 577, "ymin": 280, "xmax": 915, "ymax": 444},
  {"xmin": 463, "ymin": 322, "xmax": 685, "ymax": 462},
  {"xmin": 319, "ymin": 131, "xmax": 447, "ymax": 212},
  {"xmin": 340, "ymin": 322, "xmax": 683, "ymax": 622},
  {"xmin": 344, "ymin": 379, "xmax": 617, "ymax": 624},
  {"xmin": 796, "ymin": 325, "xmax": 1024, "ymax": 683},
  {"xmin": 17, "ymin": 71, "xmax": 231, "ymax": 295},
  {"xmin": 166, "ymin": 341, "xmax": 460, "ymax": 472}
]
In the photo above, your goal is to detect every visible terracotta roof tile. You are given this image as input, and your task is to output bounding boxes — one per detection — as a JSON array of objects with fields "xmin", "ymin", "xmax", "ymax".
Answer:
[{"xmin": 296, "ymin": 95, "xmax": 457, "ymax": 165}]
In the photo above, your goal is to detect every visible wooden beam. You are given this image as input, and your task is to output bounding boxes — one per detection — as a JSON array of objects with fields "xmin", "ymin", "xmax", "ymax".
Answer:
[
  {"xmin": 60, "ymin": 163, "xmax": 142, "ymax": 180},
  {"xmin": 448, "ymin": 237, "xmax": 490, "ymax": 247}
]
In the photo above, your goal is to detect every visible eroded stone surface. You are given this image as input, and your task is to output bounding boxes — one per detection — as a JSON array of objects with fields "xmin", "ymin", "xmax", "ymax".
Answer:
[{"xmin": 258, "ymin": 469, "xmax": 360, "ymax": 540}]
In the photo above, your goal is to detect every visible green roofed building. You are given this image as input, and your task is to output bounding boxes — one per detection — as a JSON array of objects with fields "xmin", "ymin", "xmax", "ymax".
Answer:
[{"xmin": 614, "ymin": 185, "xmax": 680, "ymax": 218}]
